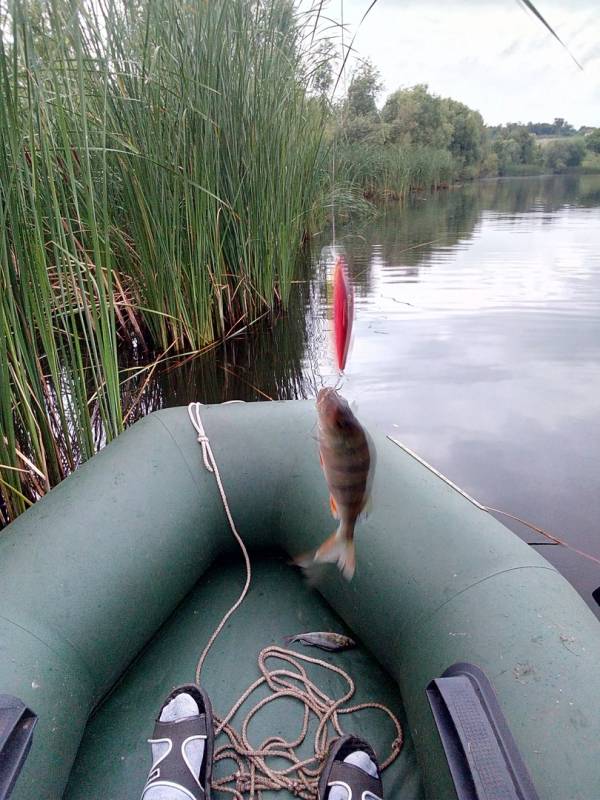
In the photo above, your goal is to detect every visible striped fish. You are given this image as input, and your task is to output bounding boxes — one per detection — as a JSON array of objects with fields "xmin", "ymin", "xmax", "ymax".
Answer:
[{"xmin": 313, "ymin": 387, "xmax": 373, "ymax": 580}]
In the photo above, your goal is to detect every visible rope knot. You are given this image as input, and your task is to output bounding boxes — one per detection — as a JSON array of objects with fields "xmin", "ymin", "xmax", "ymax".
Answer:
[{"xmin": 196, "ymin": 434, "xmax": 209, "ymax": 444}]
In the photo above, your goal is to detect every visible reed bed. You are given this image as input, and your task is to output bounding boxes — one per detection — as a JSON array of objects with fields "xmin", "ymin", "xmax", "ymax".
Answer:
[
  {"xmin": 0, "ymin": 0, "xmax": 330, "ymax": 523},
  {"xmin": 336, "ymin": 142, "xmax": 456, "ymax": 200}
]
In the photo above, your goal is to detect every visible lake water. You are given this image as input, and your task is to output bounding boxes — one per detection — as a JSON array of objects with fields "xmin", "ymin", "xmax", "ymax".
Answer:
[{"xmin": 148, "ymin": 174, "xmax": 600, "ymax": 615}]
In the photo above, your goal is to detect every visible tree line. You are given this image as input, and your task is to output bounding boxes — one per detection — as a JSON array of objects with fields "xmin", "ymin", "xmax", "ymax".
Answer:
[{"xmin": 329, "ymin": 60, "xmax": 600, "ymax": 196}]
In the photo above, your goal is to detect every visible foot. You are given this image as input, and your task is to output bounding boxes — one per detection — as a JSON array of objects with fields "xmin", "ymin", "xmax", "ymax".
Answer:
[
  {"xmin": 141, "ymin": 684, "xmax": 214, "ymax": 800},
  {"xmin": 318, "ymin": 735, "xmax": 383, "ymax": 800}
]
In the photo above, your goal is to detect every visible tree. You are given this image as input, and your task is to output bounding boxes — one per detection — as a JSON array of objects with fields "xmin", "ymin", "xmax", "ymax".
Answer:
[
  {"xmin": 493, "ymin": 137, "xmax": 521, "ymax": 173},
  {"xmin": 491, "ymin": 125, "xmax": 541, "ymax": 174},
  {"xmin": 339, "ymin": 115, "xmax": 384, "ymax": 145},
  {"xmin": 544, "ymin": 138, "xmax": 586, "ymax": 172},
  {"xmin": 586, "ymin": 129, "xmax": 600, "ymax": 155},
  {"xmin": 310, "ymin": 41, "xmax": 335, "ymax": 97},
  {"xmin": 551, "ymin": 117, "xmax": 575, "ymax": 136},
  {"xmin": 381, "ymin": 84, "xmax": 452, "ymax": 150},
  {"xmin": 513, "ymin": 127, "xmax": 538, "ymax": 163},
  {"xmin": 444, "ymin": 99, "xmax": 485, "ymax": 168},
  {"xmin": 346, "ymin": 60, "xmax": 382, "ymax": 119}
]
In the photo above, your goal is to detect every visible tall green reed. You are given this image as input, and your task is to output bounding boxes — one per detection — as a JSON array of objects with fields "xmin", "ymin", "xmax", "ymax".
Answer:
[
  {"xmin": 0, "ymin": 0, "xmax": 330, "ymax": 523},
  {"xmin": 335, "ymin": 141, "xmax": 455, "ymax": 200},
  {"xmin": 80, "ymin": 0, "xmax": 328, "ymax": 347},
  {"xmin": 0, "ymin": 1, "xmax": 123, "ymax": 520}
]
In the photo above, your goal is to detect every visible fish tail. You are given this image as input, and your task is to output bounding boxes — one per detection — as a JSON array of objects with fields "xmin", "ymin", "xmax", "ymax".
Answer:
[{"xmin": 314, "ymin": 524, "xmax": 355, "ymax": 580}]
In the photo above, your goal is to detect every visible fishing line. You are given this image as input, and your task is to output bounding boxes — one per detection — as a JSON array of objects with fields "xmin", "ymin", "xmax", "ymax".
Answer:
[
  {"xmin": 329, "ymin": 0, "xmax": 346, "ymax": 252},
  {"xmin": 387, "ymin": 435, "xmax": 600, "ymax": 569},
  {"xmin": 483, "ymin": 506, "xmax": 600, "ymax": 568},
  {"xmin": 312, "ymin": 0, "xmax": 358, "ymax": 394}
]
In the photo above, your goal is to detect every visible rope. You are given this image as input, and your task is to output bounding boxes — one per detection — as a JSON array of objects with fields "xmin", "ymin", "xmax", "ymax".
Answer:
[
  {"xmin": 187, "ymin": 402, "xmax": 252, "ymax": 685},
  {"xmin": 210, "ymin": 646, "xmax": 403, "ymax": 800},
  {"xmin": 187, "ymin": 402, "xmax": 403, "ymax": 798}
]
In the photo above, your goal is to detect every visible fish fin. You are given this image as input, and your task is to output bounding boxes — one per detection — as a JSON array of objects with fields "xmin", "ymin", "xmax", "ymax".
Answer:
[
  {"xmin": 283, "ymin": 635, "xmax": 297, "ymax": 646},
  {"xmin": 329, "ymin": 494, "xmax": 339, "ymax": 519},
  {"xmin": 360, "ymin": 492, "xmax": 373, "ymax": 519},
  {"xmin": 319, "ymin": 450, "xmax": 324, "ymax": 467},
  {"xmin": 292, "ymin": 552, "xmax": 327, "ymax": 587},
  {"xmin": 314, "ymin": 530, "xmax": 356, "ymax": 580},
  {"xmin": 292, "ymin": 549, "xmax": 316, "ymax": 570}
]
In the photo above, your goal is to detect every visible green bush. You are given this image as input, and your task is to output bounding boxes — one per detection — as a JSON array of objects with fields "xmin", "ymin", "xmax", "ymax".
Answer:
[
  {"xmin": 544, "ymin": 138, "xmax": 587, "ymax": 172},
  {"xmin": 585, "ymin": 129, "xmax": 600, "ymax": 155}
]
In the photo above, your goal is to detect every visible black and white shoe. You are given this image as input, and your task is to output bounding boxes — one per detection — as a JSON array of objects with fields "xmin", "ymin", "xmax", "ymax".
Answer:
[
  {"xmin": 318, "ymin": 734, "xmax": 384, "ymax": 800},
  {"xmin": 141, "ymin": 684, "xmax": 214, "ymax": 800}
]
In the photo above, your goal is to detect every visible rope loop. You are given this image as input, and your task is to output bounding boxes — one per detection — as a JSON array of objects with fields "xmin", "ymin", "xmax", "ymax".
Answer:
[{"xmin": 187, "ymin": 402, "xmax": 403, "ymax": 797}]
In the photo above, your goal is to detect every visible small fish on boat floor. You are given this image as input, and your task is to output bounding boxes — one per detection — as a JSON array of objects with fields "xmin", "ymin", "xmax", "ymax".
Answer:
[{"xmin": 283, "ymin": 631, "xmax": 356, "ymax": 652}]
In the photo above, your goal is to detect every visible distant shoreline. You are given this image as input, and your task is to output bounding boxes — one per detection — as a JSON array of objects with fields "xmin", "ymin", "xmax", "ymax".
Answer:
[{"xmin": 406, "ymin": 166, "xmax": 600, "ymax": 199}]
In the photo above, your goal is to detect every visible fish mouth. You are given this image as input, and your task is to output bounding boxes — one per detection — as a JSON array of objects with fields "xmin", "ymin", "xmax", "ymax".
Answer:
[
  {"xmin": 316, "ymin": 387, "xmax": 338, "ymax": 418},
  {"xmin": 316, "ymin": 387, "xmax": 338, "ymax": 406},
  {"xmin": 317, "ymin": 387, "xmax": 351, "ymax": 429}
]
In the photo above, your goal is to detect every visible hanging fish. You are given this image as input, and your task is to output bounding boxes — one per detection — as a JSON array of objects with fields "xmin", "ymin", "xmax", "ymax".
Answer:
[
  {"xmin": 332, "ymin": 255, "xmax": 353, "ymax": 373},
  {"xmin": 283, "ymin": 632, "xmax": 356, "ymax": 652},
  {"xmin": 300, "ymin": 387, "xmax": 374, "ymax": 581}
]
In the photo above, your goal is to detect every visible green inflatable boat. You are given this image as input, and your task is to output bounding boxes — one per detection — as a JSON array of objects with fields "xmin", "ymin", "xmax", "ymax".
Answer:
[{"xmin": 1, "ymin": 401, "xmax": 599, "ymax": 800}]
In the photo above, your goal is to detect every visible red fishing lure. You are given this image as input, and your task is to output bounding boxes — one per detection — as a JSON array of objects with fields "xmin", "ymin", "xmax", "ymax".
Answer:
[{"xmin": 332, "ymin": 255, "xmax": 354, "ymax": 372}]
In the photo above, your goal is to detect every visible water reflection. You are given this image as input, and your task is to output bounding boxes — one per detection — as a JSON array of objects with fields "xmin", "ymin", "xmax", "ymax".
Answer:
[
  {"xmin": 335, "ymin": 175, "xmax": 600, "ymax": 616},
  {"xmin": 341, "ymin": 187, "xmax": 480, "ymax": 295},
  {"xmin": 121, "ymin": 263, "xmax": 320, "ymax": 418},
  {"xmin": 340, "ymin": 173, "xmax": 595, "ymax": 286}
]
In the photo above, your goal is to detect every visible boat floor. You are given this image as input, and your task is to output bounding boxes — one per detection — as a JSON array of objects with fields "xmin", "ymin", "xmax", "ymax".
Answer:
[{"xmin": 64, "ymin": 556, "xmax": 424, "ymax": 799}]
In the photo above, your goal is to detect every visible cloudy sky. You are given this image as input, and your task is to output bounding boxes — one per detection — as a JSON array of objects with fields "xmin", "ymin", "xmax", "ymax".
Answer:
[{"xmin": 326, "ymin": 0, "xmax": 600, "ymax": 127}]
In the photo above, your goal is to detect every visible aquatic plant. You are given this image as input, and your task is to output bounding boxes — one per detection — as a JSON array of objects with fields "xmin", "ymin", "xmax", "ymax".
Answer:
[
  {"xmin": 335, "ymin": 142, "xmax": 455, "ymax": 200},
  {"xmin": 0, "ymin": 0, "xmax": 330, "ymax": 522}
]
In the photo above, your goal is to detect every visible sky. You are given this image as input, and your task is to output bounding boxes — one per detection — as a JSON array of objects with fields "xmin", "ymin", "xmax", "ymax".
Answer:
[{"xmin": 322, "ymin": 0, "xmax": 600, "ymax": 127}]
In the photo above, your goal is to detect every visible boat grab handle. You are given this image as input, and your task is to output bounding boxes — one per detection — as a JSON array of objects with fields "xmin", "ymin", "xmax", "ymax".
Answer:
[
  {"xmin": 426, "ymin": 663, "xmax": 539, "ymax": 800},
  {"xmin": 0, "ymin": 695, "xmax": 38, "ymax": 800}
]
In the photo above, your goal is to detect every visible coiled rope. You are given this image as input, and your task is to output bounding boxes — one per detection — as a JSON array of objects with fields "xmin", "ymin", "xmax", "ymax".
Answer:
[{"xmin": 187, "ymin": 402, "xmax": 403, "ymax": 799}]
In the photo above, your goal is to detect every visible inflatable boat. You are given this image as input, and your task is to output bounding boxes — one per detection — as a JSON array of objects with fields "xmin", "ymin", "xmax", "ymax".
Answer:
[{"xmin": 1, "ymin": 401, "xmax": 599, "ymax": 799}]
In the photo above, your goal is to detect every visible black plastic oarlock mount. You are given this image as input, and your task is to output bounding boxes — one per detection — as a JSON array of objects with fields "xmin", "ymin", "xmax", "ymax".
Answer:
[
  {"xmin": 426, "ymin": 662, "xmax": 539, "ymax": 800},
  {"xmin": 0, "ymin": 695, "xmax": 38, "ymax": 800}
]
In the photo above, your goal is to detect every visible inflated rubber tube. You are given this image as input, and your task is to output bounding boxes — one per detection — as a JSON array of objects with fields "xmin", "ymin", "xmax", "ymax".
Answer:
[{"xmin": 1, "ymin": 401, "xmax": 599, "ymax": 799}]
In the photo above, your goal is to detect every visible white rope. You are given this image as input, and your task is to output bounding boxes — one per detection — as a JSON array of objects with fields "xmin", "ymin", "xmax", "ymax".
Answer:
[{"xmin": 187, "ymin": 402, "xmax": 252, "ymax": 685}]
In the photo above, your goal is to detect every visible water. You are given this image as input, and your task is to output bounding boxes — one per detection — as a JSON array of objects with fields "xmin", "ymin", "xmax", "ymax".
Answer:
[{"xmin": 149, "ymin": 174, "xmax": 600, "ymax": 614}]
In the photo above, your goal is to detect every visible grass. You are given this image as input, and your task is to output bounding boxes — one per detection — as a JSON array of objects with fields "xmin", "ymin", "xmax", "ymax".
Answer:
[{"xmin": 0, "ymin": 0, "xmax": 330, "ymax": 524}]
